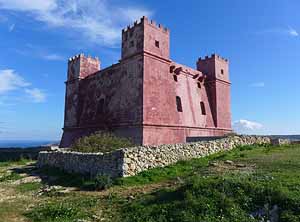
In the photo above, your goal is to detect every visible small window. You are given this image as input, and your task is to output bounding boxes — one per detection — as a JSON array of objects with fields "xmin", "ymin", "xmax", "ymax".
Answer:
[
  {"xmin": 130, "ymin": 41, "xmax": 134, "ymax": 47},
  {"xmin": 176, "ymin": 96, "xmax": 183, "ymax": 112},
  {"xmin": 173, "ymin": 75, "xmax": 178, "ymax": 82},
  {"xmin": 221, "ymin": 69, "xmax": 224, "ymax": 74},
  {"xmin": 200, "ymin": 102, "xmax": 206, "ymax": 115},
  {"xmin": 130, "ymin": 30, "xmax": 134, "ymax": 37},
  {"xmin": 97, "ymin": 98, "xmax": 105, "ymax": 114},
  {"xmin": 124, "ymin": 33, "xmax": 128, "ymax": 41},
  {"xmin": 197, "ymin": 82, "xmax": 201, "ymax": 89},
  {"xmin": 155, "ymin": 40, "xmax": 160, "ymax": 48}
]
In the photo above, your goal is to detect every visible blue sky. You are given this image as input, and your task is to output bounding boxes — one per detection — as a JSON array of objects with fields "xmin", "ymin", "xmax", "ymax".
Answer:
[{"xmin": 0, "ymin": 0, "xmax": 299, "ymax": 140}]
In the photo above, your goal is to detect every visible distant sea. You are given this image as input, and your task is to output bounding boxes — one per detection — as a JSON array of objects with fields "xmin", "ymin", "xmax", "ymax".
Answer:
[
  {"xmin": 0, "ymin": 140, "xmax": 59, "ymax": 148},
  {"xmin": 268, "ymin": 135, "xmax": 300, "ymax": 142}
]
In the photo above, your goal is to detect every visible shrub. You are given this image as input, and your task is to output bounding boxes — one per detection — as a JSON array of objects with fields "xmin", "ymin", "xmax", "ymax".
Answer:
[
  {"xmin": 71, "ymin": 132, "xmax": 134, "ymax": 153},
  {"xmin": 94, "ymin": 174, "xmax": 113, "ymax": 190}
]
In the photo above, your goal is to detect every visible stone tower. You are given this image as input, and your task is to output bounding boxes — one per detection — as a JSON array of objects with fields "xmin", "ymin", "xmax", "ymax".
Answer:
[
  {"xmin": 197, "ymin": 54, "xmax": 231, "ymax": 129},
  {"xmin": 121, "ymin": 16, "xmax": 170, "ymax": 60},
  {"xmin": 61, "ymin": 54, "xmax": 100, "ymax": 145},
  {"xmin": 60, "ymin": 16, "xmax": 232, "ymax": 147}
]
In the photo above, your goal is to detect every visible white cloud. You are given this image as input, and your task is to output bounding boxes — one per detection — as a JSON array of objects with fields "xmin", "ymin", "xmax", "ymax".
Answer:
[
  {"xmin": 0, "ymin": 69, "xmax": 30, "ymax": 93},
  {"xmin": 8, "ymin": 23, "xmax": 15, "ymax": 32},
  {"xmin": 260, "ymin": 27, "xmax": 299, "ymax": 38},
  {"xmin": 25, "ymin": 88, "xmax": 46, "ymax": 103},
  {"xmin": 233, "ymin": 119, "xmax": 263, "ymax": 134},
  {"xmin": 288, "ymin": 27, "xmax": 298, "ymax": 37},
  {"xmin": 249, "ymin": 82, "xmax": 265, "ymax": 87},
  {"xmin": 0, "ymin": 0, "xmax": 152, "ymax": 46},
  {"xmin": 0, "ymin": 69, "xmax": 46, "ymax": 103},
  {"xmin": 42, "ymin": 53, "xmax": 64, "ymax": 61},
  {"xmin": 0, "ymin": 0, "xmax": 56, "ymax": 12}
]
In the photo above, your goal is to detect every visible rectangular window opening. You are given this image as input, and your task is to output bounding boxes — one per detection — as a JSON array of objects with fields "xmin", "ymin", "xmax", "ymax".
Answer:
[
  {"xmin": 97, "ymin": 98, "xmax": 105, "ymax": 114},
  {"xmin": 176, "ymin": 96, "xmax": 183, "ymax": 112},
  {"xmin": 200, "ymin": 101, "xmax": 206, "ymax": 115},
  {"xmin": 173, "ymin": 75, "xmax": 178, "ymax": 82},
  {"xmin": 130, "ymin": 30, "xmax": 134, "ymax": 37},
  {"xmin": 155, "ymin": 40, "xmax": 160, "ymax": 48},
  {"xmin": 197, "ymin": 82, "xmax": 201, "ymax": 89},
  {"xmin": 221, "ymin": 69, "xmax": 224, "ymax": 74},
  {"xmin": 130, "ymin": 41, "xmax": 134, "ymax": 48}
]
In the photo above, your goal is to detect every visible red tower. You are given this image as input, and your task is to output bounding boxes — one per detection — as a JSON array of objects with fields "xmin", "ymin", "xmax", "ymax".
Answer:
[
  {"xmin": 197, "ymin": 54, "xmax": 231, "ymax": 129},
  {"xmin": 60, "ymin": 17, "xmax": 232, "ymax": 147}
]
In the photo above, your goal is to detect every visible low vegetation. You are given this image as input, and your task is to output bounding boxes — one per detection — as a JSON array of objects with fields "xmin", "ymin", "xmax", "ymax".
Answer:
[
  {"xmin": 0, "ymin": 143, "xmax": 300, "ymax": 221},
  {"xmin": 71, "ymin": 131, "xmax": 134, "ymax": 153}
]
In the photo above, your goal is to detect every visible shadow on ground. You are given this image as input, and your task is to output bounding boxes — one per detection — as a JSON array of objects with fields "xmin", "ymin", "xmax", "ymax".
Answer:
[{"xmin": 10, "ymin": 163, "xmax": 97, "ymax": 191}]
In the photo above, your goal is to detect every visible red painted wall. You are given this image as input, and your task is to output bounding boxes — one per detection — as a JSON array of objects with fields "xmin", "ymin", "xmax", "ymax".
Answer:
[{"xmin": 60, "ymin": 17, "xmax": 232, "ymax": 147}]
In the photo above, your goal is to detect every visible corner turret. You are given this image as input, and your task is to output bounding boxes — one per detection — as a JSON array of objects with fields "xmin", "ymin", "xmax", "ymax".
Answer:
[
  {"xmin": 196, "ymin": 53, "xmax": 231, "ymax": 129},
  {"xmin": 67, "ymin": 54, "xmax": 100, "ymax": 82},
  {"xmin": 121, "ymin": 16, "xmax": 170, "ymax": 60}
]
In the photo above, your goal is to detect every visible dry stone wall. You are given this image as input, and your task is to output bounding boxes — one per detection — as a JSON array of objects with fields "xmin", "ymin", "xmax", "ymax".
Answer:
[
  {"xmin": 38, "ymin": 136, "xmax": 271, "ymax": 178},
  {"xmin": 38, "ymin": 150, "xmax": 124, "ymax": 177},
  {"xmin": 122, "ymin": 136, "xmax": 270, "ymax": 176}
]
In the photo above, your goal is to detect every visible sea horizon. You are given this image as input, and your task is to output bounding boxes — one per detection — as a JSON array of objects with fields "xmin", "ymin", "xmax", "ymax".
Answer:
[{"xmin": 0, "ymin": 140, "xmax": 60, "ymax": 148}]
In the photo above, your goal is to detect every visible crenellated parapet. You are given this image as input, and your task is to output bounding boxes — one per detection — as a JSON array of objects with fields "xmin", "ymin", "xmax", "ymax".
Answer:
[
  {"xmin": 121, "ymin": 16, "xmax": 170, "ymax": 60},
  {"xmin": 122, "ymin": 16, "xmax": 169, "ymax": 34},
  {"xmin": 198, "ymin": 53, "xmax": 229, "ymax": 64},
  {"xmin": 67, "ymin": 53, "xmax": 100, "ymax": 81}
]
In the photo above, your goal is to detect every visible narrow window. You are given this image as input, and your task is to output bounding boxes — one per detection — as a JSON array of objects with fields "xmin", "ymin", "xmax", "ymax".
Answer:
[
  {"xmin": 173, "ymin": 75, "xmax": 178, "ymax": 82},
  {"xmin": 97, "ymin": 98, "xmax": 105, "ymax": 114},
  {"xmin": 200, "ymin": 102, "xmax": 206, "ymax": 115},
  {"xmin": 155, "ymin": 40, "xmax": 160, "ymax": 48},
  {"xmin": 124, "ymin": 32, "xmax": 128, "ymax": 41},
  {"xmin": 221, "ymin": 69, "xmax": 224, "ymax": 74},
  {"xmin": 130, "ymin": 41, "xmax": 134, "ymax": 47},
  {"xmin": 176, "ymin": 96, "xmax": 183, "ymax": 112},
  {"xmin": 197, "ymin": 82, "xmax": 201, "ymax": 89},
  {"xmin": 130, "ymin": 30, "xmax": 134, "ymax": 37}
]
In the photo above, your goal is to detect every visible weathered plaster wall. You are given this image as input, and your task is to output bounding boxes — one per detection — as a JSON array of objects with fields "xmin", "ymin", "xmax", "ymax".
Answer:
[{"xmin": 61, "ymin": 55, "xmax": 144, "ymax": 147}]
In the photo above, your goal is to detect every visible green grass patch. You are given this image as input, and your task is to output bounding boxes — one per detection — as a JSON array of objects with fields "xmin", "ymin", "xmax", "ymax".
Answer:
[
  {"xmin": 16, "ymin": 182, "xmax": 42, "ymax": 193},
  {"xmin": 0, "ymin": 172, "xmax": 22, "ymax": 182},
  {"xmin": 25, "ymin": 195, "xmax": 100, "ymax": 222},
  {"xmin": 120, "ymin": 174, "xmax": 300, "ymax": 222},
  {"xmin": 39, "ymin": 167, "xmax": 114, "ymax": 191},
  {"xmin": 0, "ymin": 158, "xmax": 33, "ymax": 168},
  {"xmin": 116, "ymin": 144, "xmax": 300, "ymax": 222}
]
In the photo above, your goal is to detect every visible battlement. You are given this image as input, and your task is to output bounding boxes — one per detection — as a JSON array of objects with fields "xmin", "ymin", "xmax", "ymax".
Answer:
[
  {"xmin": 122, "ymin": 16, "xmax": 169, "ymax": 34},
  {"xmin": 198, "ymin": 54, "xmax": 228, "ymax": 63},
  {"xmin": 67, "ymin": 53, "xmax": 100, "ymax": 81},
  {"xmin": 68, "ymin": 53, "xmax": 99, "ymax": 63}
]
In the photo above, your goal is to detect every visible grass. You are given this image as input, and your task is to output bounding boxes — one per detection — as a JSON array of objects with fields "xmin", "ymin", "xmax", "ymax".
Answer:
[
  {"xmin": 1, "ymin": 143, "xmax": 300, "ymax": 222},
  {"xmin": 16, "ymin": 182, "xmax": 42, "ymax": 193},
  {"xmin": 116, "ymin": 144, "xmax": 300, "ymax": 222},
  {"xmin": 0, "ymin": 158, "xmax": 33, "ymax": 168},
  {"xmin": 25, "ymin": 195, "xmax": 100, "ymax": 222},
  {"xmin": 0, "ymin": 172, "xmax": 23, "ymax": 182},
  {"xmin": 38, "ymin": 166, "xmax": 113, "ymax": 190},
  {"xmin": 115, "ymin": 144, "xmax": 268, "ymax": 186}
]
